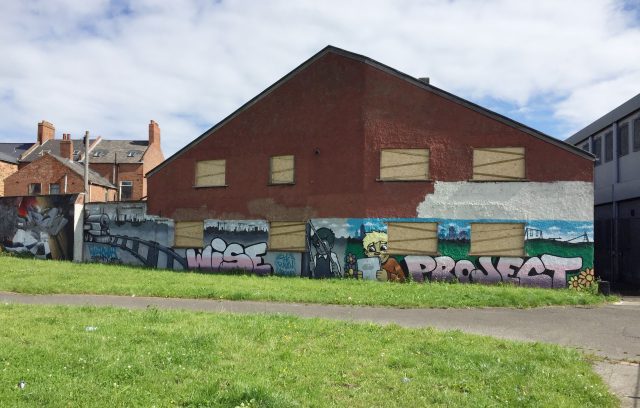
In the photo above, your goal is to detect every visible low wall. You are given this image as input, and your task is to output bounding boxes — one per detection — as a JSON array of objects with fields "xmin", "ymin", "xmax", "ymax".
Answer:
[
  {"xmin": 82, "ymin": 202, "xmax": 594, "ymax": 288},
  {"xmin": 0, "ymin": 194, "xmax": 78, "ymax": 260}
]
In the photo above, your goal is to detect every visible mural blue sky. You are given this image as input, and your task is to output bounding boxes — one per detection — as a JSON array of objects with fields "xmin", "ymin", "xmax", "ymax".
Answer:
[{"xmin": 1, "ymin": 0, "xmax": 639, "ymax": 156}]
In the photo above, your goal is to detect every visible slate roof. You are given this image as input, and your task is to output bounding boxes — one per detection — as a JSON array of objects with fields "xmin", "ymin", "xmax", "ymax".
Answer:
[
  {"xmin": 0, "ymin": 142, "xmax": 34, "ymax": 164},
  {"xmin": 47, "ymin": 154, "xmax": 116, "ymax": 188},
  {"xmin": 21, "ymin": 139, "xmax": 149, "ymax": 164},
  {"xmin": 148, "ymin": 45, "xmax": 592, "ymax": 178}
]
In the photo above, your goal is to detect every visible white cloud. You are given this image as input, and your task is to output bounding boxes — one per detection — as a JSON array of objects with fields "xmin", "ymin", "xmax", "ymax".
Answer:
[{"xmin": 0, "ymin": 0, "xmax": 638, "ymax": 156}]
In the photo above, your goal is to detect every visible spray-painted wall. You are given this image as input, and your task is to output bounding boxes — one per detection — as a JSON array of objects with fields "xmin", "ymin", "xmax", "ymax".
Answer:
[
  {"xmin": 0, "ymin": 195, "xmax": 77, "ymax": 260},
  {"xmin": 82, "ymin": 199, "xmax": 594, "ymax": 289}
]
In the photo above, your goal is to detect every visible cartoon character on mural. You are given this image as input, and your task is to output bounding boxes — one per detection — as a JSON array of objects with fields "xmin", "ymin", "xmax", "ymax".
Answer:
[
  {"xmin": 309, "ymin": 227, "xmax": 342, "ymax": 278},
  {"xmin": 361, "ymin": 231, "xmax": 406, "ymax": 282}
]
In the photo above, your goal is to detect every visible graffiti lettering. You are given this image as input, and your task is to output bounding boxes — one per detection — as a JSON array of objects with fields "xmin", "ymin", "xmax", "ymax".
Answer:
[
  {"xmin": 186, "ymin": 238, "xmax": 273, "ymax": 275},
  {"xmin": 405, "ymin": 254, "xmax": 582, "ymax": 288},
  {"xmin": 274, "ymin": 253, "xmax": 297, "ymax": 276},
  {"xmin": 87, "ymin": 244, "xmax": 119, "ymax": 263}
]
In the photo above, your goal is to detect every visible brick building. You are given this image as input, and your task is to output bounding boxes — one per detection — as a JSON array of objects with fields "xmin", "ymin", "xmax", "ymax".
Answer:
[
  {"xmin": 0, "ymin": 142, "xmax": 33, "ymax": 196},
  {"xmin": 7, "ymin": 120, "xmax": 164, "ymax": 201},
  {"xmin": 87, "ymin": 46, "xmax": 595, "ymax": 288}
]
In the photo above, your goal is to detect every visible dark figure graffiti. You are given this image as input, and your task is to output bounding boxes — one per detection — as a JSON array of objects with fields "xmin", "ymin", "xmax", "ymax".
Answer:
[{"xmin": 310, "ymin": 227, "xmax": 341, "ymax": 278}]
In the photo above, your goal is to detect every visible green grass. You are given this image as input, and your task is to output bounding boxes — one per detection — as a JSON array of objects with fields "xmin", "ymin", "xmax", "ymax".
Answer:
[
  {"xmin": 0, "ymin": 303, "xmax": 616, "ymax": 407},
  {"xmin": 0, "ymin": 257, "xmax": 613, "ymax": 308}
]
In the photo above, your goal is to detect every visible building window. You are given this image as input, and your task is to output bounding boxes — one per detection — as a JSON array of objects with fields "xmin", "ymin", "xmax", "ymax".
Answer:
[
  {"xmin": 268, "ymin": 221, "xmax": 307, "ymax": 251},
  {"xmin": 604, "ymin": 131, "xmax": 613, "ymax": 162},
  {"xmin": 634, "ymin": 118, "xmax": 640, "ymax": 152},
  {"xmin": 174, "ymin": 221, "xmax": 204, "ymax": 248},
  {"xmin": 593, "ymin": 137, "xmax": 602, "ymax": 165},
  {"xmin": 379, "ymin": 149, "xmax": 429, "ymax": 181},
  {"xmin": 195, "ymin": 160, "xmax": 226, "ymax": 187},
  {"xmin": 386, "ymin": 222, "xmax": 438, "ymax": 255},
  {"xmin": 28, "ymin": 183, "xmax": 41, "ymax": 195},
  {"xmin": 470, "ymin": 223, "xmax": 525, "ymax": 256},
  {"xmin": 269, "ymin": 155, "xmax": 295, "ymax": 185},
  {"xmin": 618, "ymin": 123, "xmax": 629, "ymax": 157},
  {"xmin": 49, "ymin": 183, "xmax": 60, "ymax": 195},
  {"xmin": 581, "ymin": 142, "xmax": 589, "ymax": 152},
  {"xmin": 120, "ymin": 181, "xmax": 133, "ymax": 200},
  {"xmin": 472, "ymin": 147, "xmax": 525, "ymax": 181}
]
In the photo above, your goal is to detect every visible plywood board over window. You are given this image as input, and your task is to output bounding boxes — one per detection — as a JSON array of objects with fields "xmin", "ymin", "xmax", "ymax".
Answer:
[
  {"xmin": 379, "ymin": 149, "xmax": 429, "ymax": 181},
  {"xmin": 269, "ymin": 221, "xmax": 306, "ymax": 251},
  {"xmin": 270, "ymin": 155, "xmax": 295, "ymax": 184},
  {"xmin": 470, "ymin": 223, "xmax": 525, "ymax": 256},
  {"xmin": 387, "ymin": 222, "xmax": 438, "ymax": 255},
  {"xmin": 174, "ymin": 221, "xmax": 204, "ymax": 248},
  {"xmin": 472, "ymin": 147, "xmax": 525, "ymax": 181},
  {"xmin": 195, "ymin": 160, "xmax": 226, "ymax": 187}
]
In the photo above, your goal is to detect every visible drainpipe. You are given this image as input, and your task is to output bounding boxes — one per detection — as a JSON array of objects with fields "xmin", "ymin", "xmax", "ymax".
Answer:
[
  {"xmin": 63, "ymin": 174, "xmax": 68, "ymax": 193},
  {"xmin": 84, "ymin": 131, "xmax": 90, "ymax": 201}
]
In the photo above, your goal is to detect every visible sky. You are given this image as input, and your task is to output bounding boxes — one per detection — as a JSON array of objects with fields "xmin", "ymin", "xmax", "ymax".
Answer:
[{"xmin": 1, "ymin": 0, "xmax": 639, "ymax": 157}]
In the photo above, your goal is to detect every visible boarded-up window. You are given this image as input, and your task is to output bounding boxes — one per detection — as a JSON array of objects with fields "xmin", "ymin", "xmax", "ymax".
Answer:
[
  {"xmin": 387, "ymin": 222, "xmax": 438, "ymax": 255},
  {"xmin": 174, "ymin": 221, "xmax": 204, "ymax": 248},
  {"xmin": 380, "ymin": 149, "xmax": 429, "ymax": 181},
  {"xmin": 269, "ymin": 221, "xmax": 306, "ymax": 251},
  {"xmin": 195, "ymin": 160, "xmax": 226, "ymax": 187},
  {"xmin": 472, "ymin": 147, "xmax": 525, "ymax": 181},
  {"xmin": 470, "ymin": 223, "xmax": 525, "ymax": 256},
  {"xmin": 270, "ymin": 155, "xmax": 295, "ymax": 184}
]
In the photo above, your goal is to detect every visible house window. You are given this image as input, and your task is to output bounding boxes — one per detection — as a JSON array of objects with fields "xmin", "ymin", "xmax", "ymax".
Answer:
[
  {"xmin": 49, "ymin": 183, "xmax": 60, "ymax": 195},
  {"xmin": 618, "ymin": 123, "xmax": 629, "ymax": 157},
  {"xmin": 28, "ymin": 183, "xmax": 41, "ymax": 195},
  {"xmin": 120, "ymin": 181, "xmax": 133, "ymax": 200},
  {"xmin": 195, "ymin": 160, "xmax": 226, "ymax": 187},
  {"xmin": 633, "ymin": 118, "xmax": 640, "ymax": 152},
  {"xmin": 269, "ymin": 155, "xmax": 295, "ymax": 185},
  {"xmin": 379, "ymin": 149, "xmax": 429, "ymax": 181},
  {"xmin": 581, "ymin": 142, "xmax": 589, "ymax": 152},
  {"xmin": 604, "ymin": 131, "xmax": 613, "ymax": 162},
  {"xmin": 472, "ymin": 147, "xmax": 525, "ymax": 181},
  {"xmin": 174, "ymin": 221, "xmax": 204, "ymax": 248},
  {"xmin": 593, "ymin": 137, "xmax": 602, "ymax": 165},
  {"xmin": 268, "ymin": 221, "xmax": 307, "ymax": 251},
  {"xmin": 470, "ymin": 223, "xmax": 525, "ymax": 256},
  {"xmin": 386, "ymin": 222, "xmax": 438, "ymax": 255}
]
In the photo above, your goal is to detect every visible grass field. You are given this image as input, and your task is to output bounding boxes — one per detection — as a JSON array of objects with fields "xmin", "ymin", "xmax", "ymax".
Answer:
[
  {"xmin": 0, "ymin": 257, "xmax": 612, "ymax": 308},
  {"xmin": 0, "ymin": 303, "xmax": 616, "ymax": 407}
]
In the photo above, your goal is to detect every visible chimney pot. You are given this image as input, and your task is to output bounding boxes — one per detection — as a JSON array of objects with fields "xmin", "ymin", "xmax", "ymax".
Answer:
[
  {"xmin": 37, "ymin": 120, "xmax": 55, "ymax": 145},
  {"xmin": 149, "ymin": 120, "xmax": 160, "ymax": 147}
]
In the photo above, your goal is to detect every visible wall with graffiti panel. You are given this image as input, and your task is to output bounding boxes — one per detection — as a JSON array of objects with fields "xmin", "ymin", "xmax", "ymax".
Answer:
[
  {"xmin": 0, "ymin": 195, "xmax": 77, "ymax": 260},
  {"xmin": 82, "ymin": 203, "xmax": 593, "ymax": 288}
]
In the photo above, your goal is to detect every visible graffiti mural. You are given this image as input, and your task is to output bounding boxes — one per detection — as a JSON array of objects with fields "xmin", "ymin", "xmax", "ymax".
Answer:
[
  {"xmin": 301, "ymin": 217, "xmax": 593, "ymax": 288},
  {"xmin": 80, "ymin": 203, "xmax": 593, "ymax": 288},
  {"xmin": 0, "ymin": 195, "xmax": 76, "ymax": 260},
  {"xmin": 83, "ymin": 203, "xmax": 187, "ymax": 269},
  {"xmin": 185, "ymin": 220, "xmax": 272, "ymax": 275}
]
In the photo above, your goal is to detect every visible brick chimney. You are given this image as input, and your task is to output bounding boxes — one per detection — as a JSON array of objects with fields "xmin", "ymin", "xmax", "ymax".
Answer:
[
  {"xmin": 37, "ymin": 120, "xmax": 55, "ymax": 145},
  {"xmin": 60, "ymin": 133, "xmax": 73, "ymax": 160},
  {"xmin": 149, "ymin": 120, "xmax": 160, "ymax": 147}
]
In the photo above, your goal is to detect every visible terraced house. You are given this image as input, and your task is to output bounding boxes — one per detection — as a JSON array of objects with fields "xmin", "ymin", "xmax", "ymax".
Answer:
[
  {"xmin": 4, "ymin": 120, "xmax": 164, "ymax": 202},
  {"xmin": 83, "ymin": 46, "xmax": 595, "ymax": 289}
]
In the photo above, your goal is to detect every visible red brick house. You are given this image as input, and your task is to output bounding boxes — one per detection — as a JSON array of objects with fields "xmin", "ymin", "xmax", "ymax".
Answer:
[
  {"xmin": 147, "ymin": 46, "xmax": 591, "ymax": 221},
  {"xmin": 90, "ymin": 46, "xmax": 594, "ymax": 288},
  {"xmin": 0, "ymin": 143, "xmax": 33, "ymax": 196},
  {"xmin": 7, "ymin": 120, "xmax": 164, "ymax": 201}
]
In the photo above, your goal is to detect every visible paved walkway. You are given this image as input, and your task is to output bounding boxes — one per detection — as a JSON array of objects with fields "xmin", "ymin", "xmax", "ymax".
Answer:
[{"xmin": 1, "ymin": 292, "xmax": 639, "ymax": 407}]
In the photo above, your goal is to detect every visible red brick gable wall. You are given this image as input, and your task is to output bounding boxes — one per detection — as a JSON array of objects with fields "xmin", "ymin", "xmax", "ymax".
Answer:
[
  {"xmin": 4, "ymin": 155, "xmax": 115, "ymax": 201},
  {"xmin": 147, "ymin": 52, "xmax": 592, "ymax": 220}
]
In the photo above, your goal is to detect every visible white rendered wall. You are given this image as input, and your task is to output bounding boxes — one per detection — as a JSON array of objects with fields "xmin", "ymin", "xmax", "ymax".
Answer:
[{"xmin": 416, "ymin": 181, "xmax": 593, "ymax": 221}]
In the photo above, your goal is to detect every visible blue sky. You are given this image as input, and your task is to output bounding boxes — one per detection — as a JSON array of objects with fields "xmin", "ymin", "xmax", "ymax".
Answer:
[{"xmin": 1, "ymin": 0, "xmax": 639, "ymax": 156}]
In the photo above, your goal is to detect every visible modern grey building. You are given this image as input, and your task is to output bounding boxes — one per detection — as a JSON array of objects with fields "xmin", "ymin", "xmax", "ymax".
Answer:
[{"xmin": 565, "ymin": 92, "xmax": 640, "ymax": 288}]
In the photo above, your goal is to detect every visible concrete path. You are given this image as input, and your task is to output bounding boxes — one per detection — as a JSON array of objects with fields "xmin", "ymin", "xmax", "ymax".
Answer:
[{"xmin": 1, "ymin": 292, "xmax": 639, "ymax": 407}]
